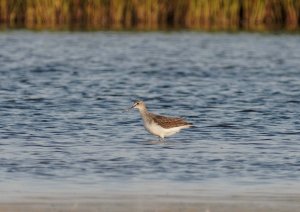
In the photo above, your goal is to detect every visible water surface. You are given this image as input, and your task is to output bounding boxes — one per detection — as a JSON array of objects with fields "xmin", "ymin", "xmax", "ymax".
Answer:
[{"xmin": 0, "ymin": 31, "xmax": 300, "ymax": 193}]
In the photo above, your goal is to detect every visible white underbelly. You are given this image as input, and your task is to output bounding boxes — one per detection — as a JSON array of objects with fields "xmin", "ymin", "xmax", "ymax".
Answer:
[{"xmin": 143, "ymin": 121, "xmax": 186, "ymax": 138}]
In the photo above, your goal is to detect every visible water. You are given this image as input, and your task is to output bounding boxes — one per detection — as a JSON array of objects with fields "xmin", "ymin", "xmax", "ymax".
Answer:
[{"xmin": 0, "ymin": 31, "xmax": 300, "ymax": 193}]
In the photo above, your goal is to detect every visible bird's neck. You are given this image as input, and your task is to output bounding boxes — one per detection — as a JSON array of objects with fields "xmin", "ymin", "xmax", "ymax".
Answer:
[
  {"xmin": 138, "ymin": 108, "xmax": 150, "ymax": 122},
  {"xmin": 138, "ymin": 107, "xmax": 148, "ymax": 115}
]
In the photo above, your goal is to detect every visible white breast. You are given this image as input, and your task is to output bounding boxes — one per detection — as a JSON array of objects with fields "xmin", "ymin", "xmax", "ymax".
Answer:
[{"xmin": 143, "ymin": 120, "xmax": 187, "ymax": 138}]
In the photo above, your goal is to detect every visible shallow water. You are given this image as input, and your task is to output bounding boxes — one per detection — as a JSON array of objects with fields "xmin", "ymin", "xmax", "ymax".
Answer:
[{"xmin": 0, "ymin": 31, "xmax": 300, "ymax": 192}]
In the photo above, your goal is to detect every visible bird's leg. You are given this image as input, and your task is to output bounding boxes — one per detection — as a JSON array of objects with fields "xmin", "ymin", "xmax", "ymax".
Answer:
[{"xmin": 159, "ymin": 137, "xmax": 165, "ymax": 143}]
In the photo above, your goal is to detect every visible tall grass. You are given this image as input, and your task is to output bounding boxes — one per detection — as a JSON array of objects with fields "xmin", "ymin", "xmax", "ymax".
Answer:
[{"xmin": 0, "ymin": 0, "xmax": 299, "ymax": 30}]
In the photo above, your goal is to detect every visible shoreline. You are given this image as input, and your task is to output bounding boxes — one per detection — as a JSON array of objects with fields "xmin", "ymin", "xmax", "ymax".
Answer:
[
  {"xmin": 1, "ymin": 182, "xmax": 300, "ymax": 212},
  {"xmin": 1, "ymin": 192, "xmax": 300, "ymax": 212}
]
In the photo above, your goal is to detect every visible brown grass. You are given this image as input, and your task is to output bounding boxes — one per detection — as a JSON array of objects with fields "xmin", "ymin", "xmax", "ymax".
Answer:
[{"xmin": 0, "ymin": 0, "xmax": 299, "ymax": 30}]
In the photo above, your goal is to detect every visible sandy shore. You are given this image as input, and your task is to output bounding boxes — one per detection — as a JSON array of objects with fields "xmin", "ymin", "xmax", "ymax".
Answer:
[
  {"xmin": 1, "ymin": 182, "xmax": 300, "ymax": 212},
  {"xmin": 1, "ymin": 192, "xmax": 300, "ymax": 212}
]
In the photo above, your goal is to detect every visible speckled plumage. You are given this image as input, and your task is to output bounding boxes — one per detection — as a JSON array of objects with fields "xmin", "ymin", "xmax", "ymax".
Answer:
[
  {"xmin": 130, "ymin": 100, "xmax": 192, "ymax": 140},
  {"xmin": 149, "ymin": 113, "xmax": 191, "ymax": 129}
]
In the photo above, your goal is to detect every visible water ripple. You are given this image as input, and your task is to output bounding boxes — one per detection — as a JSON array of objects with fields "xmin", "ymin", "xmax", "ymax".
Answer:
[{"xmin": 0, "ymin": 32, "xmax": 300, "ymax": 187}]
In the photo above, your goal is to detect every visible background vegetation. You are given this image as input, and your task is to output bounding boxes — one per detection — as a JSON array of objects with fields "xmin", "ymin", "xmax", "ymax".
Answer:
[{"xmin": 0, "ymin": 0, "xmax": 300, "ymax": 30}]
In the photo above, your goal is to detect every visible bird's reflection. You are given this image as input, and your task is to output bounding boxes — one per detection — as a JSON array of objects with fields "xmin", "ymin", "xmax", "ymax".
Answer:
[{"xmin": 138, "ymin": 140, "xmax": 166, "ymax": 145}]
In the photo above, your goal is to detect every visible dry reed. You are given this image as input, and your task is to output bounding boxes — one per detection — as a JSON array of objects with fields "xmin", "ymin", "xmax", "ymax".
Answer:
[{"xmin": 0, "ymin": 0, "xmax": 299, "ymax": 30}]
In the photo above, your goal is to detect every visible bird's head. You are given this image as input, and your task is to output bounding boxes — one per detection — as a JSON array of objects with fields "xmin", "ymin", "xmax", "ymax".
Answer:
[{"xmin": 131, "ymin": 100, "xmax": 146, "ymax": 111}]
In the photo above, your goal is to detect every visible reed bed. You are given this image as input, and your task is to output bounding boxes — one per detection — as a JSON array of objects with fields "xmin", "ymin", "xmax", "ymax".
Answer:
[{"xmin": 0, "ymin": 0, "xmax": 300, "ymax": 30}]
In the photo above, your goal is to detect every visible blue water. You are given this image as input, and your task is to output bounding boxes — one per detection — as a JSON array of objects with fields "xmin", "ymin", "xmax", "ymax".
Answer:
[{"xmin": 0, "ymin": 31, "xmax": 300, "ymax": 191}]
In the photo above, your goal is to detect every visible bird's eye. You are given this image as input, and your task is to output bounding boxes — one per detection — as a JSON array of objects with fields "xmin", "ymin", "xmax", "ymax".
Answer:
[{"xmin": 137, "ymin": 102, "xmax": 140, "ymax": 105}]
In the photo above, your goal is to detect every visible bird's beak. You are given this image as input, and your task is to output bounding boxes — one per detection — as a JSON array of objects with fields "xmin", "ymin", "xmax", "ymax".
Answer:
[{"xmin": 123, "ymin": 104, "xmax": 135, "ymax": 112}]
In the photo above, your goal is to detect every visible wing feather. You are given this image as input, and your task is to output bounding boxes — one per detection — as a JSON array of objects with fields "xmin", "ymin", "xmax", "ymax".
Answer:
[{"xmin": 149, "ymin": 113, "xmax": 191, "ymax": 129}]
